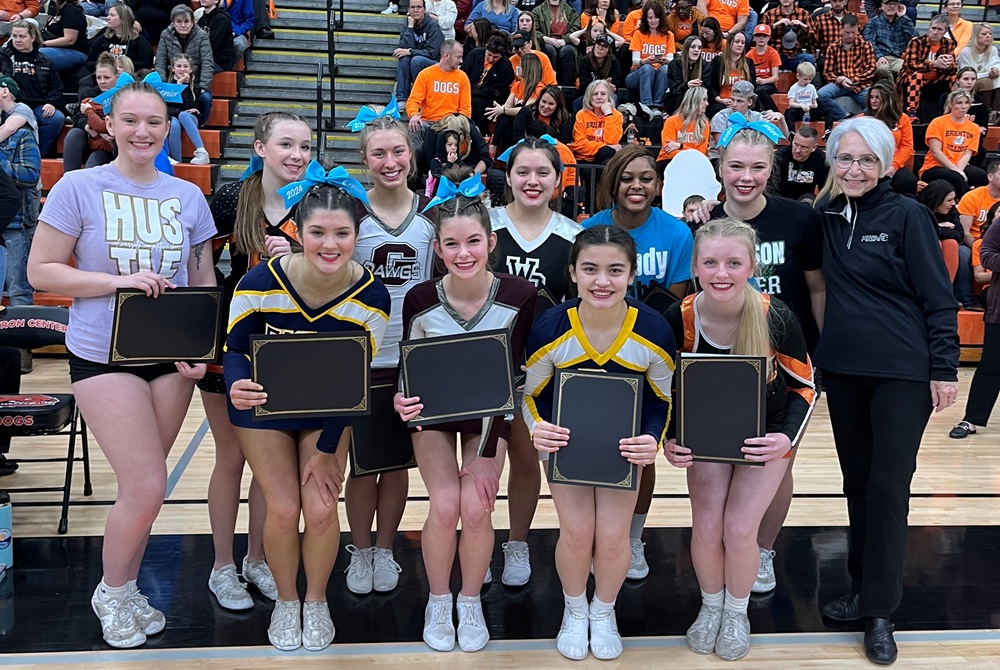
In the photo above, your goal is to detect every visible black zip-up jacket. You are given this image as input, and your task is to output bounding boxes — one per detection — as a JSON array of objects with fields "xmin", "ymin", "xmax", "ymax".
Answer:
[
  {"xmin": 0, "ymin": 45, "xmax": 63, "ymax": 108},
  {"xmin": 463, "ymin": 48, "xmax": 514, "ymax": 104},
  {"xmin": 815, "ymin": 179, "xmax": 959, "ymax": 383},
  {"xmin": 198, "ymin": 6, "xmax": 236, "ymax": 72}
]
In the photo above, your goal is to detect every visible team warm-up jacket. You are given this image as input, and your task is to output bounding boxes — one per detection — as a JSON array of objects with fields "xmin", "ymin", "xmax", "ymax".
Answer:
[
  {"xmin": 666, "ymin": 293, "xmax": 816, "ymax": 446},
  {"xmin": 816, "ymin": 179, "xmax": 960, "ymax": 383},
  {"xmin": 224, "ymin": 257, "xmax": 391, "ymax": 452},
  {"xmin": 522, "ymin": 297, "xmax": 676, "ymax": 449}
]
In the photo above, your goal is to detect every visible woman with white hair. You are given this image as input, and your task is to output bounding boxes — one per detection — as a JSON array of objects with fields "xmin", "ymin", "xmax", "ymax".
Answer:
[{"xmin": 813, "ymin": 117, "xmax": 960, "ymax": 666}]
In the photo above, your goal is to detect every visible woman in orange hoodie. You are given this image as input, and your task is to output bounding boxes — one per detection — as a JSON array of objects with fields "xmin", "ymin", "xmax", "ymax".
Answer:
[
  {"xmin": 657, "ymin": 86, "xmax": 709, "ymax": 171},
  {"xmin": 862, "ymin": 81, "xmax": 917, "ymax": 195},
  {"xmin": 571, "ymin": 78, "xmax": 623, "ymax": 165}
]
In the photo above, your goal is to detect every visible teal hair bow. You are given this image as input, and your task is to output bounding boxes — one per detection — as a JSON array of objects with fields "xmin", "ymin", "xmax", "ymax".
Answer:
[
  {"xmin": 277, "ymin": 160, "xmax": 370, "ymax": 209},
  {"xmin": 92, "ymin": 72, "xmax": 187, "ymax": 114},
  {"xmin": 716, "ymin": 112, "xmax": 785, "ymax": 149},
  {"xmin": 346, "ymin": 94, "xmax": 401, "ymax": 132},
  {"xmin": 496, "ymin": 134, "xmax": 557, "ymax": 163},
  {"xmin": 422, "ymin": 174, "xmax": 486, "ymax": 213},
  {"xmin": 241, "ymin": 155, "xmax": 263, "ymax": 181}
]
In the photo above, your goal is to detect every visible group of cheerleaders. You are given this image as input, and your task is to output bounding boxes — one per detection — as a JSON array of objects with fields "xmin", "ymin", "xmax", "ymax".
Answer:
[{"xmin": 26, "ymin": 81, "xmax": 816, "ymax": 662}]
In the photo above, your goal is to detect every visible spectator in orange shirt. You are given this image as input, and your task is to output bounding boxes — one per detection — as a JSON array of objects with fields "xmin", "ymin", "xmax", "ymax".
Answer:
[
  {"xmin": 746, "ymin": 24, "xmax": 780, "ymax": 112},
  {"xmin": 862, "ymin": 81, "xmax": 918, "ymax": 195},
  {"xmin": 510, "ymin": 31, "xmax": 558, "ymax": 86},
  {"xmin": 486, "ymin": 51, "xmax": 544, "ymax": 153},
  {"xmin": 707, "ymin": 30, "xmax": 751, "ymax": 117},
  {"xmin": 666, "ymin": 0, "xmax": 706, "ymax": 49},
  {"xmin": 580, "ymin": 0, "xmax": 620, "ymax": 38},
  {"xmin": 657, "ymin": 87, "xmax": 709, "ymax": 170},
  {"xmin": 405, "ymin": 39, "xmax": 472, "ymax": 171},
  {"xmin": 571, "ymin": 78, "xmax": 623, "ymax": 164},
  {"xmin": 920, "ymin": 89, "xmax": 986, "ymax": 197},
  {"xmin": 0, "ymin": 0, "xmax": 37, "ymax": 38},
  {"xmin": 697, "ymin": 0, "xmax": 754, "ymax": 43},
  {"xmin": 625, "ymin": 2, "xmax": 674, "ymax": 113},
  {"xmin": 698, "ymin": 17, "xmax": 726, "ymax": 67}
]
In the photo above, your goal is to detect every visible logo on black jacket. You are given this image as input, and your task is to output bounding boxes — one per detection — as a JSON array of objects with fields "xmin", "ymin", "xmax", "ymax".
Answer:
[{"xmin": 365, "ymin": 243, "xmax": 421, "ymax": 287}]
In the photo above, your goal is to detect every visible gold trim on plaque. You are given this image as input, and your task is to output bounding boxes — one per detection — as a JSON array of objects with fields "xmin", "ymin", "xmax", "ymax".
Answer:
[{"xmin": 108, "ymin": 288, "xmax": 224, "ymax": 364}]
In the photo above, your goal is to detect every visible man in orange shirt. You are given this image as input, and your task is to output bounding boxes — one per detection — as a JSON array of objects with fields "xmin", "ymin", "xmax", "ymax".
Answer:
[
  {"xmin": 405, "ymin": 39, "xmax": 472, "ymax": 170},
  {"xmin": 0, "ymin": 0, "xmax": 37, "ymax": 37},
  {"xmin": 509, "ymin": 32, "xmax": 558, "ymax": 86},
  {"xmin": 697, "ymin": 0, "xmax": 755, "ymax": 43},
  {"xmin": 747, "ymin": 24, "xmax": 781, "ymax": 111}
]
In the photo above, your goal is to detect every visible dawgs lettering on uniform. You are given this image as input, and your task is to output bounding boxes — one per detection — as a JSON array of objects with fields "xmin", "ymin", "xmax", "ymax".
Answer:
[{"xmin": 363, "ymin": 242, "xmax": 422, "ymax": 287}]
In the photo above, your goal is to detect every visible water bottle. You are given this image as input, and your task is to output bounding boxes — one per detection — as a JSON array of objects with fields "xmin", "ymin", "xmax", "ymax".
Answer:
[
  {"xmin": 802, "ymin": 111, "xmax": 811, "ymax": 125},
  {"xmin": 0, "ymin": 492, "xmax": 10, "ymax": 572},
  {"xmin": 625, "ymin": 122, "xmax": 638, "ymax": 144}
]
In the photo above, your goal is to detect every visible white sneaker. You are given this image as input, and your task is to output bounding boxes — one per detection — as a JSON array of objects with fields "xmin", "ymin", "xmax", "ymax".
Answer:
[
  {"xmin": 168, "ymin": 157, "xmax": 179, "ymax": 165},
  {"xmin": 91, "ymin": 585, "xmax": 146, "ymax": 648},
  {"xmin": 209, "ymin": 564, "xmax": 253, "ymax": 610},
  {"xmin": 243, "ymin": 557, "xmax": 278, "ymax": 600},
  {"xmin": 372, "ymin": 547, "xmax": 402, "ymax": 593},
  {"xmin": 423, "ymin": 597, "xmax": 456, "ymax": 651},
  {"xmin": 627, "ymin": 537, "xmax": 649, "ymax": 579},
  {"xmin": 302, "ymin": 601, "xmax": 335, "ymax": 651},
  {"xmin": 686, "ymin": 603, "xmax": 723, "ymax": 654},
  {"xmin": 501, "ymin": 541, "xmax": 530, "ymax": 586},
  {"xmin": 483, "ymin": 568, "xmax": 492, "ymax": 585},
  {"xmin": 381, "ymin": 2, "xmax": 398, "ymax": 13},
  {"xmin": 715, "ymin": 609, "xmax": 751, "ymax": 661},
  {"xmin": 588, "ymin": 604, "xmax": 623, "ymax": 660},
  {"xmin": 127, "ymin": 587, "xmax": 165, "ymax": 636},
  {"xmin": 556, "ymin": 606, "xmax": 589, "ymax": 660},
  {"xmin": 268, "ymin": 599, "xmax": 302, "ymax": 651},
  {"xmin": 345, "ymin": 545, "xmax": 374, "ymax": 594},
  {"xmin": 456, "ymin": 599, "xmax": 489, "ymax": 652},
  {"xmin": 752, "ymin": 548, "xmax": 776, "ymax": 593},
  {"xmin": 190, "ymin": 147, "xmax": 210, "ymax": 165}
]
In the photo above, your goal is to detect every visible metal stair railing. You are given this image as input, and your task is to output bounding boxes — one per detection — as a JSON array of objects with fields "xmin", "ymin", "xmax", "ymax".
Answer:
[{"xmin": 316, "ymin": 0, "xmax": 346, "ymax": 163}]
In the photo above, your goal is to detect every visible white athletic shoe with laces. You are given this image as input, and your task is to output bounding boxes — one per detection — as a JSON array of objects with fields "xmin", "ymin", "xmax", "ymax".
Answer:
[
  {"xmin": 381, "ymin": 2, "xmax": 398, "ymax": 13},
  {"xmin": 501, "ymin": 541, "xmax": 531, "ymax": 586},
  {"xmin": 302, "ymin": 601, "xmax": 335, "ymax": 651},
  {"xmin": 423, "ymin": 597, "xmax": 456, "ymax": 651},
  {"xmin": 345, "ymin": 545, "xmax": 374, "ymax": 594},
  {"xmin": 372, "ymin": 547, "xmax": 402, "ymax": 592},
  {"xmin": 588, "ymin": 604, "xmax": 623, "ymax": 660},
  {"xmin": 190, "ymin": 147, "xmax": 210, "ymax": 165},
  {"xmin": 752, "ymin": 547, "xmax": 777, "ymax": 593},
  {"xmin": 456, "ymin": 599, "xmax": 489, "ymax": 652},
  {"xmin": 127, "ymin": 586, "xmax": 165, "ymax": 635},
  {"xmin": 268, "ymin": 599, "xmax": 302, "ymax": 651},
  {"xmin": 686, "ymin": 604, "xmax": 723, "ymax": 654},
  {"xmin": 209, "ymin": 564, "xmax": 253, "ymax": 610},
  {"xmin": 243, "ymin": 557, "xmax": 278, "ymax": 600},
  {"xmin": 91, "ymin": 585, "xmax": 146, "ymax": 648},
  {"xmin": 715, "ymin": 609, "xmax": 751, "ymax": 661},
  {"xmin": 556, "ymin": 606, "xmax": 589, "ymax": 660},
  {"xmin": 627, "ymin": 537, "xmax": 649, "ymax": 579}
]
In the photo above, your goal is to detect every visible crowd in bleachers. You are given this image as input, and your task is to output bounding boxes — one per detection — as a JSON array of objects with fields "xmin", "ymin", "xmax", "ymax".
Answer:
[{"xmin": 394, "ymin": 0, "xmax": 999, "ymax": 307}]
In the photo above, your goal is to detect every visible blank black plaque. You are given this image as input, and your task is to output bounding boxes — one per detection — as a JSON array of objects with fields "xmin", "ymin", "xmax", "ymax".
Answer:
[
  {"xmin": 251, "ymin": 332, "xmax": 371, "ymax": 420},
  {"xmin": 677, "ymin": 354, "xmax": 766, "ymax": 466},
  {"xmin": 349, "ymin": 383, "xmax": 415, "ymax": 477},
  {"xmin": 641, "ymin": 281, "xmax": 680, "ymax": 318},
  {"xmin": 109, "ymin": 288, "xmax": 223, "ymax": 365},
  {"xmin": 399, "ymin": 329, "xmax": 515, "ymax": 427},
  {"xmin": 547, "ymin": 370, "xmax": 641, "ymax": 490}
]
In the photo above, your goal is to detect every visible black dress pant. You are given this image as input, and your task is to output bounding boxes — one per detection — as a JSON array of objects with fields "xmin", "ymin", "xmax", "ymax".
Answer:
[
  {"xmin": 963, "ymin": 322, "xmax": 1000, "ymax": 426},
  {"xmin": 920, "ymin": 165, "xmax": 988, "ymax": 198},
  {"xmin": 822, "ymin": 370, "xmax": 933, "ymax": 618}
]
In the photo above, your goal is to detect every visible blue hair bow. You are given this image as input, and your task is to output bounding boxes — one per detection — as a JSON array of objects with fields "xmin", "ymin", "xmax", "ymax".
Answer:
[
  {"xmin": 421, "ymin": 174, "xmax": 486, "ymax": 213},
  {"xmin": 241, "ymin": 155, "xmax": 263, "ymax": 181},
  {"xmin": 716, "ymin": 112, "xmax": 785, "ymax": 149},
  {"xmin": 92, "ymin": 72, "xmax": 187, "ymax": 114},
  {"xmin": 346, "ymin": 94, "xmax": 401, "ymax": 132},
  {"xmin": 276, "ymin": 160, "xmax": 370, "ymax": 209},
  {"xmin": 496, "ymin": 134, "xmax": 557, "ymax": 163}
]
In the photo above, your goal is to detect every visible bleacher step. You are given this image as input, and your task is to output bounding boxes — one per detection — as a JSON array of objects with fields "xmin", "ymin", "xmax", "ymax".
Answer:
[
  {"xmin": 253, "ymin": 30, "xmax": 398, "ymax": 52},
  {"xmin": 240, "ymin": 75, "xmax": 393, "ymax": 102},
  {"xmin": 245, "ymin": 52, "xmax": 397, "ymax": 77},
  {"xmin": 275, "ymin": 0, "xmax": 386, "ymax": 11},
  {"xmin": 272, "ymin": 9, "xmax": 404, "ymax": 32}
]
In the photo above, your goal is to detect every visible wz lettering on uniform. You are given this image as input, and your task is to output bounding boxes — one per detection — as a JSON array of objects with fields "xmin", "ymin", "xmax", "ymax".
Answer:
[{"xmin": 103, "ymin": 193, "xmax": 184, "ymax": 278}]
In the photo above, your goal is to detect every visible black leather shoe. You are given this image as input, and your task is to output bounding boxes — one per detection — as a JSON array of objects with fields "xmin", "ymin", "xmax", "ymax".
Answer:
[
  {"xmin": 949, "ymin": 421, "xmax": 976, "ymax": 439},
  {"xmin": 0, "ymin": 457, "xmax": 18, "ymax": 477},
  {"xmin": 864, "ymin": 617, "xmax": 897, "ymax": 665},
  {"xmin": 821, "ymin": 593, "xmax": 861, "ymax": 621},
  {"xmin": 255, "ymin": 26, "xmax": 275, "ymax": 39}
]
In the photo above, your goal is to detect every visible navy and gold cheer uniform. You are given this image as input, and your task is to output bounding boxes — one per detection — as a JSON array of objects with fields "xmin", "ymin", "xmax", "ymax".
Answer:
[
  {"xmin": 522, "ymin": 298, "xmax": 676, "ymax": 450},
  {"xmin": 224, "ymin": 256, "xmax": 390, "ymax": 452},
  {"xmin": 666, "ymin": 293, "xmax": 816, "ymax": 446}
]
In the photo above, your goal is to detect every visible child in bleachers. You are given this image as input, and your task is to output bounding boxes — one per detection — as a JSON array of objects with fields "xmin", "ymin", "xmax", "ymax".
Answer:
[
  {"xmin": 682, "ymin": 193, "xmax": 705, "ymax": 234},
  {"xmin": 198, "ymin": 0, "xmax": 236, "ymax": 73},
  {"xmin": 783, "ymin": 61, "xmax": 818, "ymax": 130},
  {"xmin": 166, "ymin": 54, "xmax": 211, "ymax": 165}
]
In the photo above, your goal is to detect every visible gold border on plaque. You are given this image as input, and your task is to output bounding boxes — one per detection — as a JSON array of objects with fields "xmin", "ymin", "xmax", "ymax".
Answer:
[
  {"xmin": 399, "ymin": 330, "xmax": 515, "ymax": 424},
  {"xmin": 678, "ymin": 355, "xmax": 765, "ymax": 465},
  {"xmin": 252, "ymin": 333, "xmax": 370, "ymax": 418},
  {"xmin": 549, "ymin": 370, "xmax": 640, "ymax": 489},
  {"xmin": 349, "ymin": 384, "xmax": 417, "ymax": 477},
  {"xmin": 109, "ymin": 288, "xmax": 223, "ymax": 364}
]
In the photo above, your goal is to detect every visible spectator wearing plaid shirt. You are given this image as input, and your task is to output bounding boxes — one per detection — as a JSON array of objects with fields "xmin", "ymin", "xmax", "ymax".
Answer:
[
  {"xmin": 896, "ymin": 14, "xmax": 956, "ymax": 118},
  {"xmin": 817, "ymin": 15, "xmax": 874, "ymax": 122},
  {"xmin": 762, "ymin": 0, "xmax": 814, "ymax": 72},
  {"xmin": 863, "ymin": 0, "xmax": 915, "ymax": 82},
  {"xmin": 0, "ymin": 122, "xmax": 39, "ymax": 309},
  {"xmin": 809, "ymin": 0, "xmax": 856, "ymax": 63}
]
